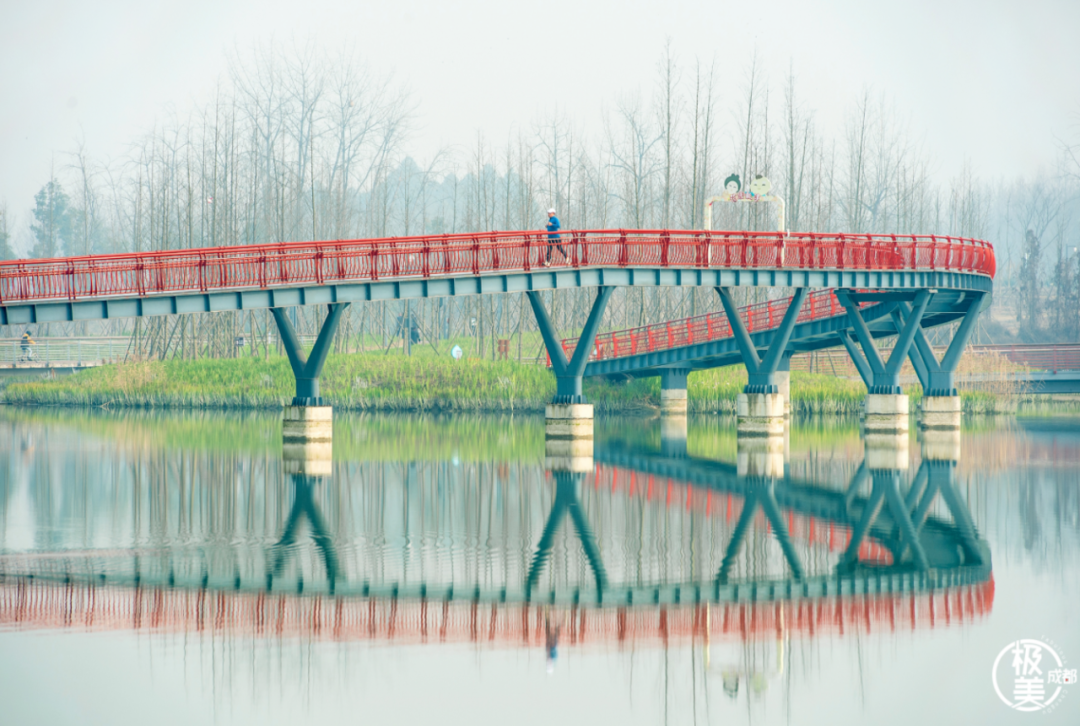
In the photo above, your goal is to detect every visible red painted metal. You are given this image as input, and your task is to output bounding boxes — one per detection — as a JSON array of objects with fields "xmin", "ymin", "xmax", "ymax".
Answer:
[
  {"xmin": 0, "ymin": 578, "xmax": 993, "ymax": 646},
  {"xmin": 0, "ymin": 229, "xmax": 995, "ymax": 306},
  {"xmin": 565, "ymin": 288, "xmax": 865, "ymax": 364},
  {"xmin": 973, "ymin": 344, "xmax": 1080, "ymax": 373}
]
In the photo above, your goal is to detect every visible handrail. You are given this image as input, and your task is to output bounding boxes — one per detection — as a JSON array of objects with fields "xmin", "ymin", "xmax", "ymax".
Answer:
[
  {"xmin": 563, "ymin": 289, "xmax": 862, "ymax": 364},
  {"xmin": 0, "ymin": 230, "xmax": 995, "ymax": 305}
]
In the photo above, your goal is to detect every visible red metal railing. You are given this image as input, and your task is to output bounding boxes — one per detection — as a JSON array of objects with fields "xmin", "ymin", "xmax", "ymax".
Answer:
[
  {"xmin": 0, "ymin": 230, "xmax": 995, "ymax": 305},
  {"xmin": 975, "ymin": 344, "xmax": 1080, "ymax": 373},
  {"xmin": 0, "ymin": 578, "xmax": 993, "ymax": 645},
  {"xmin": 563, "ymin": 289, "xmax": 858, "ymax": 363}
]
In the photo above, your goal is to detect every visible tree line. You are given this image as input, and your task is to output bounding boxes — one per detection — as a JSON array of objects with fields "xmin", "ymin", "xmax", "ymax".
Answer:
[{"xmin": 3, "ymin": 41, "xmax": 1079, "ymax": 349}]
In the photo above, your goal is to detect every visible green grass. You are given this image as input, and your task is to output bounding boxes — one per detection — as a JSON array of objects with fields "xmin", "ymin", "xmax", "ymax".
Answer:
[
  {"xmin": 0, "ymin": 406, "xmax": 547, "ymax": 462},
  {"xmin": 0, "ymin": 353, "xmax": 1027, "ymax": 415}
]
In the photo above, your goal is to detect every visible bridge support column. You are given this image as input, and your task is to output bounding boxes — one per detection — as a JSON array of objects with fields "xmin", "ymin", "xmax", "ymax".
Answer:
[
  {"xmin": 272, "ymin": 303, "xmax": 349, "ymax": 448},
  {"xmin": 837, "ymin": 290, "xmax": 930, "ymax": 434},
  {"xmin": 659, "ymin": 368, "xmax": 689, "ymax": 416},
  {"xmin": 897, "ymin": 293, "xmax": 985, "ymax": 430},
  {"xmin": 716, "ymin": 287, "xmax": 807, "ymax": 436},
  {"xmin": 528, "ymin": 287, "xmax": 613, "ymax": 457}
]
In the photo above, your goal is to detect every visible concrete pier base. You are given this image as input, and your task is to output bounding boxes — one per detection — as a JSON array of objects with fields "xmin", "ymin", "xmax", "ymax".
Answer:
[
  {"xmin": 736, "ymin": 393, "xmax": 786, "ymax": 436},
  {"xmin": 921, "ymin": 428, "xmax": 961, "ymax": 462},
  {"xmin": 737, "ymin": 435, "xmax": 785, "ymax": 478},
  {"xmin": 545, "ymin": 403, "xmax": 594, "ymax": 471},
  {"xmin": 660, "ymin": 388, "xmax": 688, "ymax": 416},
  {"xmin": 864, "ymin": 430, "xmax": 910, "ymax": 471},
  {"xmin": 920, "ymin": 395, "xmax": 962, "ymax": 430},
  {"xmin": 775, "ymin": 371, "xmax": 791, "ymax": 418},
  {"xmin": 283, "ymin": 405, "xmax": 333, "ymax": 441},
  {"xmin": 282, "ymin": 406, "xmax": 333, "ymax": 475},
  {"xmin": 863, "ymin": 394, "xmax": 909, "ymax": 434}
]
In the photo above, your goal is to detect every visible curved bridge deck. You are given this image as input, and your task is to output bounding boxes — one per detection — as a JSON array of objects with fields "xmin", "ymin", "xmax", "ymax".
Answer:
[{"xmin": 0, "ymin": 230, "xmax": 993, "ymax": 325}]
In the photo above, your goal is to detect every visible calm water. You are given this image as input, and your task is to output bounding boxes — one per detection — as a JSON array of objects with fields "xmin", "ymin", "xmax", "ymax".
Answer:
[{"xmin": 0, "ymin": 408, "xmax": 1077, "ymax": 725}]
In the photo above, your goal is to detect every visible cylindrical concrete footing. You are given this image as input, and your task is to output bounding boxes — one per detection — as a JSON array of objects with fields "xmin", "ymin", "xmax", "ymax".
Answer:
[
  {"xmin": 863, "ymin": 394, "xmax": 909, "ymax": 434},
  {"xmin": 864, "ymin": 431, "xmax": 910, "ymax": 470},
  {"xmin": 737, "ymin": 435, "xmax": 785, "ymax": 478},
  {"xmin": 283, "ymin": 405, "xmax": 333, "ymax": 440},
  {"xmin": 660, "ymin": 388, "xmax": 688, "ymax": 416},
  {"xmin": 283, "ymin": 406, "xmax": 333, "ymax": 475},
  {"xmin": 920, "ymin": 395, "xmax": 961, "ymax": 430},
  {"xmin": 545, "ymin": 403, "xmax": 594, "ymax": 471},
  {"xmin": 736, "ymin": 393, "xmax": 786, "ymax": 436}
]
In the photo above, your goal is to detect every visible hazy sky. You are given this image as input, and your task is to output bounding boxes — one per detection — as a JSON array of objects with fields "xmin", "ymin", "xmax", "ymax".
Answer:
[{"xmin": 2, "ymin": 0, "xmax": 1078, "ymax": 225}]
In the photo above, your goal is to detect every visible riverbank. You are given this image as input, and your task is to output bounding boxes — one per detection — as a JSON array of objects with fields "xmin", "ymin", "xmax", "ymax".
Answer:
[{"xmin": 0, "ymin": 354, "xmax": 1020, "ymax": 414}]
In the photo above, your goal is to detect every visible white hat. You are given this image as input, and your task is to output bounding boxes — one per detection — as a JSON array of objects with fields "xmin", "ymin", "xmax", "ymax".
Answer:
[{"xmin": 548, "ymin": 208, "xmax": 556, "ymax": 214}]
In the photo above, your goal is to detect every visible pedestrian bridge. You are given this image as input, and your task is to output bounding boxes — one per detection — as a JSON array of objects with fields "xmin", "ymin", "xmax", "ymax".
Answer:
[{"xmin": 0, "ymin": 229, "xmax": 995, "ymax": 407}]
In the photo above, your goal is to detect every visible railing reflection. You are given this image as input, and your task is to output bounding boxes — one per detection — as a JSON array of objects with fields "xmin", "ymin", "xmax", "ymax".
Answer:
[{"xmin": 0, "ymin": 422, "xmax": 997, "ymax": 650}]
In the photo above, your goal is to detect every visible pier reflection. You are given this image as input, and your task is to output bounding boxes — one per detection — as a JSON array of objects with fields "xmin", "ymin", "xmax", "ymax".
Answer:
[{"xmin": 0, "ymin": 412, "xmax": 997, "ymax": 653}]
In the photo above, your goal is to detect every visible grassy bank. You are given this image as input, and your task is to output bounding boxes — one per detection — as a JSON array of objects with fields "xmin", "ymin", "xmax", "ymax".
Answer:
[{"xmin": 0, "ymin": 353, "xmax": 1018, "ymax": 414}]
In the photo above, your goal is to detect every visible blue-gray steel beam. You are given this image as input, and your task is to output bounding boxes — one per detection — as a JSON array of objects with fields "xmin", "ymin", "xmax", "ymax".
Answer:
[
  {"xmin": 269, "ymin": 474, "xmax": 339, "ymax": 594},
  {"xmin": 877, "ymin": 470, "xmax": 930, "ymax": 570},
  {"xmin": 754, "ymin": 483, "xmax": 806, "ymax": 579},
  {"xmin": 843, "ymin": 460, "xmax": 870, "ymax": 512},
  {"xmin": 837, "ymin": 289, "xmax": 928, "ymax": 394},
  {"xmin": 838, "ymin": 329, "xmax": 874, "ymax": 388},
  {"xmin": 716, "ymin": 286, "xmax": 807, "ymax": 393},
  {"xmin": 840, "ymin": 482, "xmax": 885, "ymax": 569},
  {"xmin": 595, "ymin": 445, "xmax": 972, "ymax": 570},
  {"xmin": 527, "ymin": 287, "xmax": 613, "ymax": 404},
  {"xmin": 526, "ymin": 471, "xmax": 607, "ymax": 600},
  {"xmin": 891, "ymin": 307, "xmax": 930, "ymax": 391},
  {"xmin": 717, "ymin": 492, "xmax": 759, "ymax": 584},
  {"xmin": 13, "ymin": 562, "xmax": 992, "ymax": 607},
  {"xmin": 904, "ymin": 292, "xmax": 986, "ymax": 396},
  {"xmin": 928, "ymin": 460, "xmax": 983, "ymax": 564},
  {"xmin": 271, "ymin": 303, "xmax": 349, "ymax": 405},
  {"xmin": 0, "ymin": 267, "xmax": 993, "ymax": 325},
  {"xmin": 585, "ymin": 292, "xmax": 976, "ymax": 379}
]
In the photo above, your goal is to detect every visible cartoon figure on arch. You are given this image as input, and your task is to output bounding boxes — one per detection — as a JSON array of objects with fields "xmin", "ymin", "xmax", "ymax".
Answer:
[
  {"xmin": 721, "ymin": 173, "xmax": 743, "ymax": 201},
  {"xmin": 704, "ymin": 172, "xmax": 786, "ymax": 232},
  {"xmin": 749, "ymin": 174, "xmax": 773, "ymax": 199}
]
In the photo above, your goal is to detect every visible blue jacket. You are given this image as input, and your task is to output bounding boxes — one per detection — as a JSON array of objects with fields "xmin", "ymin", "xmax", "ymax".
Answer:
[{"xmin": 546, "ymin": 216, "xmax": 561, "ymax": 240}]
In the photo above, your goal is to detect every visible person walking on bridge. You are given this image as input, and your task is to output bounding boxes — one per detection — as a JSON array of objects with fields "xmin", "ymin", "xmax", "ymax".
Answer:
[
  {"xmin": 20, "ymin": 330, "xmax": 35, "ymax": 362},
  {"xmin": 544, "ymin": 208, "xmax": 565, "ymax": 266}
]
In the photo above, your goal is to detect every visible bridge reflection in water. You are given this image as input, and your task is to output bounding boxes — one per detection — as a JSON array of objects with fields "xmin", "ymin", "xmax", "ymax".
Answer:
[{"xmin": 0, "ymin": 418, "xmax": 992, "ymax": 653}]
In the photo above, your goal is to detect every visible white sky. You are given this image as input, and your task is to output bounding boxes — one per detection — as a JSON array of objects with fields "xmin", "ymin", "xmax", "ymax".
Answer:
[{"xmin": 2, "ymin": 0, "xmax": 1079, "ymax": 224}]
